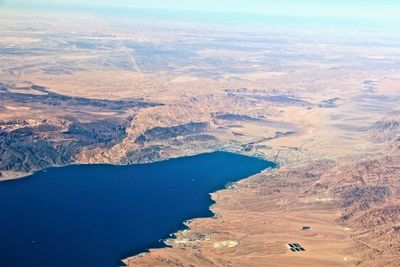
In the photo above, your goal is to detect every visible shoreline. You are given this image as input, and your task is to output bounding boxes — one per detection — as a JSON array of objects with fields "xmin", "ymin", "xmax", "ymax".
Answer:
[
  {"xmin": 123, "ymin": 159, "xmax": 353, "ymax": 266},
  {"xmin": 0, "ymin": 147, "xmax": 273, "ymax": 182},
  {"xmin": 124, "ymin": 152, "xmax": 400, "ymax": 267},
  {"xmin": 122, "ymin": 166, "xmax": 276, "ymax": 265},
  {"xmin": 0, "ymin": 151, "xmax": 274, "ymax": 267},
  {"xmin": 0, "ymin": 171, "xmax": 33, "ymax": 181},
  {"xmin": 0, "ymin": 150, "xmax": 277, "ymax": 265}
]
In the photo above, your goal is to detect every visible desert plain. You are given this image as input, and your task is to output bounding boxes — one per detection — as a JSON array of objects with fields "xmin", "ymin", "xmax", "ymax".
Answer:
[{"xmin": 1, "ymin": 10, "xmax": 400, "ymax": 266}]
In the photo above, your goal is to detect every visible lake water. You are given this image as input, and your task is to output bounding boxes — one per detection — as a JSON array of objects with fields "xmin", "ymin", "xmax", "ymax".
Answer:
[{"xmin": 0, "ymin": 152, "xmax": 275, "ymax": 267}]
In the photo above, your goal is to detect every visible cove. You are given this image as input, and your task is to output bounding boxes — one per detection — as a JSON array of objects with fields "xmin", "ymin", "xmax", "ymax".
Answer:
[{"xmin": 0, "ymin": 151, "xmax": 275, "ymax": 267}]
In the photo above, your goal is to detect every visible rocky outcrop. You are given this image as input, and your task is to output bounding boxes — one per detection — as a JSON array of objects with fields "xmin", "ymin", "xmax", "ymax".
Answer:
[
  {"xmin": 0, "ymin": 83, "xmax": 161, "ymax": 112},
  {"xmin": 225, "ymin": 89, "xmax": 312, "ymax": 106},
  {"xmin": 212, "ymin": 113, "xmax": 264, "ymax": 122},
  {"xmin": 0, "ymin": 119, "xmax": 127, "ymax": 172},
  {"xmin": 319, "ymin": 97, "xmax": 339, "ymax": 108},
  {"xmin": 134, "ymin": 122, "xmax": 208, "ymax": 144},
  {"xmin": 370, "ymin": 119, "xmax": 400, "ymax": 143}
]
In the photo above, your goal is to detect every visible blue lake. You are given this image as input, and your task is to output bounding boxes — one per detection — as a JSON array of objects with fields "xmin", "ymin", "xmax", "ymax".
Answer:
[{"xmin": 0, "ymin": 151, "xmax": 275, "ymax": 267}]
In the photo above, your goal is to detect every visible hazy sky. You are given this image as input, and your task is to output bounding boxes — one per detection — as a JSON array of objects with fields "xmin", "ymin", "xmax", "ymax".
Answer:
[{"xmin": 3, "ymin": 0, "xmax": 400, "ymax": 28}]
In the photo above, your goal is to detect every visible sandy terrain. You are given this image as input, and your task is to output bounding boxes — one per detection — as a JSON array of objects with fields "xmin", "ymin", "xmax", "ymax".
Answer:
[
  {"xmin": 1, "ymin": 10, "xmax": 400, "ymax": 266},
  {"xmin": 126, "ymin": 155, "xmax": 400, "ymax": 266}
]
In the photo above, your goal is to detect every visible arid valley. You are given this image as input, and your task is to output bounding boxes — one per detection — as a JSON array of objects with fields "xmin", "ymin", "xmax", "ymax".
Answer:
[{"xmin": 1, "ymin": 4, "xmax": 400, "ymax": 267}]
